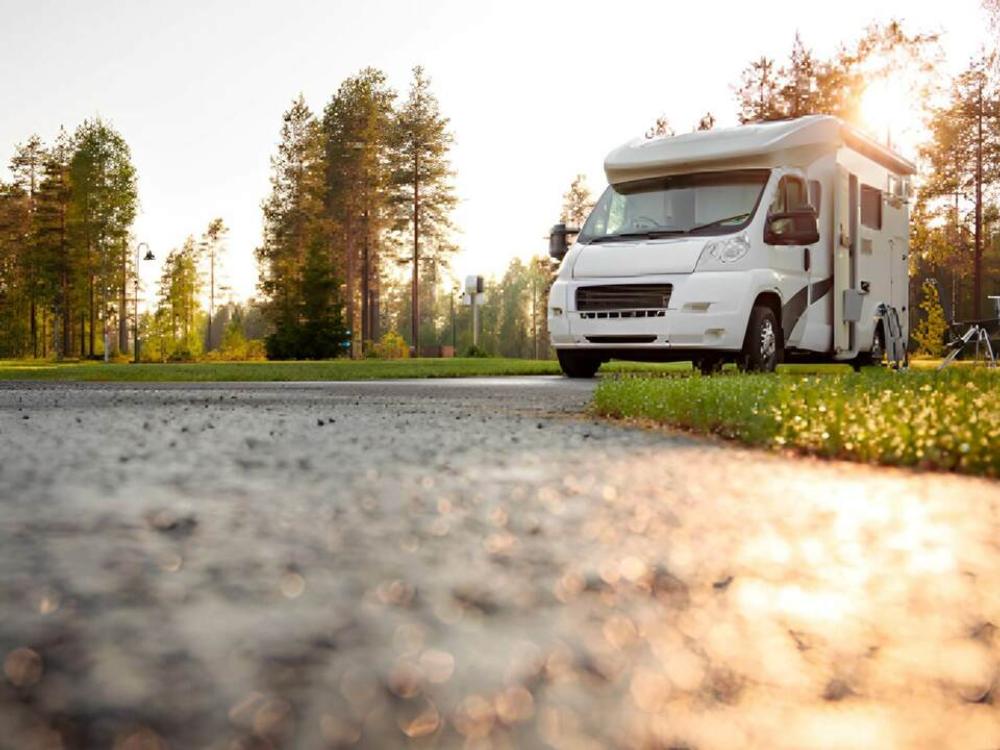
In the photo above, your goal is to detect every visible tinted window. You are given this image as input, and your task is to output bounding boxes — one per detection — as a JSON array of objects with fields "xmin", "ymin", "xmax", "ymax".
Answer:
[{"xmin": 861, "ymin": 185, "xmax": 882, "ymax": 229}]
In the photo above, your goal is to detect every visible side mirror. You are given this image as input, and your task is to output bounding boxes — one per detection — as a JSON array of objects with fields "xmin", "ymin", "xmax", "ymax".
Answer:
[
  {"xmin": 764, "ymin": 208, "xmax": 819, "ymax": 246},
  {"xmin": 549, "ymin": 223, "xmax": 579, "ymax": 260}
]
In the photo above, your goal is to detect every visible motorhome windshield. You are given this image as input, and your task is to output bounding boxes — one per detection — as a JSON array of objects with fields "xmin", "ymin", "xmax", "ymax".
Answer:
[{"xmin": 578, "ymin": 170, "xmax": 770, "ymax": 243}]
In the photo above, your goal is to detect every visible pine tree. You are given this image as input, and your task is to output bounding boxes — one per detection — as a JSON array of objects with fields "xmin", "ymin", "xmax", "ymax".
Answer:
[
  {"xmin": 34, "ymin": 128, "xmax": 74, "ymax": 357},
  {"xmin": 258, "ymin": 95, "xmax": 345, "ymax": 359},
  {"xmin": 0, "ymin": 180, "xmax": 31, "ymax": 355},
  {"xmin": 920, "ymin": 54, "xmax": 1000, "ymax": 319},
  {"xmin": 200, "ymin": 217, "xmax": 228, "ymax": 351},
  {"xmin": 9, "ymin": 136, "xmax": 46, "ymax": 356},
  {"xmin": 389, "ymin": 66, "xmax": 457, "ymax": 355},
  {"xmin": 736, "ymin": 57, "xmax": 783, "ymax": 123},
  {"xmin": 560, "ymin": 174, "xmax": 593, "ymax": 228},
  {"xmin": 780, "ymin": 34, "xmax": 820, "ymax": 118},
  {"xmin": 67, "ymin": 119, "xmax": 138, "ymax": 357},
  {"xmin": 323, "ymin": 69, "xmax": 396, "ymax": 354}
]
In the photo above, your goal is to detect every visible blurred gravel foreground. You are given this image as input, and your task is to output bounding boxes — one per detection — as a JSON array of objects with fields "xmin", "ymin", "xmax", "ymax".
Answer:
[{"xmin": 1, "ymin": 378, "xmax": 999, "ymax": 750}]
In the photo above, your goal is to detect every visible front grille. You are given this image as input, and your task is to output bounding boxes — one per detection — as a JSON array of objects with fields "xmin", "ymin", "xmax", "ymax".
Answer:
[
  {"xmin": 576, "ymin": 284, "xmax": 673, "ymax": 312},
  {"xmin": 585, "ymin": 335, "xmax": 658, "ymax": 344},
  {"xmin": 579, "ymin": 309, "xmax": 666, "ymax": 320}
]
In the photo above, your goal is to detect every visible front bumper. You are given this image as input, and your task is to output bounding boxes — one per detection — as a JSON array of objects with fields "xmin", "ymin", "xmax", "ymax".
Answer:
[{"xmin": 548, "ymin": 272, "xmax": 755, "ymax": 352}]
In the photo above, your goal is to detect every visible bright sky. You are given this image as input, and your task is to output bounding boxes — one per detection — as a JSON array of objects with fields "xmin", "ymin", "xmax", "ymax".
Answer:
[{"xmin": 0, "ymin": 0, "xmax": 992, "ymax": 302}]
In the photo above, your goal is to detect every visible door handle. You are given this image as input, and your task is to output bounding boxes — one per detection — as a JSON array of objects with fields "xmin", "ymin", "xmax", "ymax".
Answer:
[{"xmin": 803, "ymin": 247, "xmax": 811, "ymax": 272}]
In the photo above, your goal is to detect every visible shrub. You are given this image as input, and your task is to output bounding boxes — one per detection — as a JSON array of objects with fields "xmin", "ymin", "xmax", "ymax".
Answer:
[
  {"xmin": 463, "ymin": 344, "xmax": 491, "ymax": 358},
  {"xmin": 912, "ymin": 279, "xmax": 949, "ymax": 358},
  {"xmin": 372, "ymin": 331, "xmax": 409, "ymax": 359}
]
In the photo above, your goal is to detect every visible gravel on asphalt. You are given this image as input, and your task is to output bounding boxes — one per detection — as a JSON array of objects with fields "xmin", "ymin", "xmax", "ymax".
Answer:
[{"xmin": 1, "ymin": 378, "xmax": 999, "ymax": 749}]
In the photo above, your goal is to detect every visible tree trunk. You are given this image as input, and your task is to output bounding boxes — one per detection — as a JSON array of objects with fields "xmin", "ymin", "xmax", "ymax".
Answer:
[
  {"xmin": 346, "ymin": 227, "xmax": 355, "ymax": 358},
  {"xmin": 30, "ymin": 300, "xmax": 37, "ymax": 358},
  {"xmin": 362, "ymin": 207, "xmax": 370, "ymax": 345},
  {"xmin": 61, "ymin": 271, "xmax": 71, "ymax": 360},
  {"xmin": 411, "ymin": 151, "xmax": 420, "ymax": 354},
  {"xmin": 973, "ymin": 81, "xmax": 984, "ymax": 320},
  {"xmin": 88, "ymin": 274, "xmax": 95, "ymax": 357}
]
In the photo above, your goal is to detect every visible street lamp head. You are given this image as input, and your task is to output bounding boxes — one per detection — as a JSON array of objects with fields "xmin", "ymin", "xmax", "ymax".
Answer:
[{"xmin": 143, "ymin": 250, "xmax": 155, "ymax": 261}]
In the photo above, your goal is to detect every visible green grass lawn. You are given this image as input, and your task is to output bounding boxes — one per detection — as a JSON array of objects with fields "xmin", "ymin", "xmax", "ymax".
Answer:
[
  {"xmin": 593, "ymin": 367, "xmax": 1000, "ymax": 477},
  {"xmin": 0, "ymin": 357, "xmax": 565, "ymax": 382}
]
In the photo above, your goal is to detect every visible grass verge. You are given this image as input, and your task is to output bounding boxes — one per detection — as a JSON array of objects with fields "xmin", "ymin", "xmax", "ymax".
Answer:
[
  {"xmin": 593, "ymin": 368, "xmax": 1000, "ymax": 477},
  {"xmin": 0, "ymin": 357, "xmax": 564, "ymax": 382}
]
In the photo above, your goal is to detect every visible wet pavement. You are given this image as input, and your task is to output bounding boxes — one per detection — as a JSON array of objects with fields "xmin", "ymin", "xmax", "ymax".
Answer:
[{"xmin": 1, "ymin": 377, "xmax": 999, "ymax": 749}]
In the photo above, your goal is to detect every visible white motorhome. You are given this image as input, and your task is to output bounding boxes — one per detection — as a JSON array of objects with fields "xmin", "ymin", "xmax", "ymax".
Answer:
[{"xmin": 547, "ymin": 115, "xmax": 915, "ymax": 377}]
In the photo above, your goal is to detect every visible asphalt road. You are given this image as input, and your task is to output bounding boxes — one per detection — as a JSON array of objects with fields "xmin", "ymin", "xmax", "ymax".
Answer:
[{"xmin": 1, "ymin": 377, "xmax": 999, "ymax": 750}]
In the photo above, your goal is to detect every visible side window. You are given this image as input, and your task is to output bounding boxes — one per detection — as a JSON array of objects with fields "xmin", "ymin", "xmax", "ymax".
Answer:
[
  {"xmin": 770, "ymin": 175, "xmax": 809, "ymax": 214},
  {"xmin": 860, "ymin": 185, "xmax": 882, "ymax": 230}
]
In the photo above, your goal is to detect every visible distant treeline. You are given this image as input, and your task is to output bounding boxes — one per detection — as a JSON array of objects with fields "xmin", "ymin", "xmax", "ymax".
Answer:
[
  {"xmin": 255, "ymin": 66, "xmax": 456, "ymax": 359},
  {"xmin": 0, "ymin": 121, "xmax": 137, "ymax": 358}
]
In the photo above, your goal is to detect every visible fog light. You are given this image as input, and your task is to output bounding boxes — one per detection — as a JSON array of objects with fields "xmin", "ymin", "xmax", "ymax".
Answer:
[
  {"xmin": 551, "ymin": 307, "xmax": 563, "ymax": 317},
  {"xmin": 684, "ymin": 302, "xmax": 711, "ymax": 312}
]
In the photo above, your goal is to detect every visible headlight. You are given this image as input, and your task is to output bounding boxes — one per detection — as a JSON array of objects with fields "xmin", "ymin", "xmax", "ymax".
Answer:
[{"xmin": 702, "ymin": 232, "xmax": 750, "ymax": 264}]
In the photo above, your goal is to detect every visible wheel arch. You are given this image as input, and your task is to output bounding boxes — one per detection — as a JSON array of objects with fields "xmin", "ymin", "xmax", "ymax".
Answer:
[{"xmin": 748, "ymin": 290, "xmax": 784, "ymax": 347}]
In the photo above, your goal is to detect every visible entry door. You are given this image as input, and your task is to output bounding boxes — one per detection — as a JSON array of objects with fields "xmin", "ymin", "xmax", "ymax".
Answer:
[{"xmin": 832, "ymin": 166, "xmax": 855, "ymax": 356}]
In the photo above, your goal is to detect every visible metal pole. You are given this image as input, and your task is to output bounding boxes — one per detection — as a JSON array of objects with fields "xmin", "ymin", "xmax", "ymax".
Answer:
[
  {"xmin": 134, "ymin": 245, "xmax": 140, "ymax": 363},
  {"xmin": 472, "ymin": 294, "xmax": 479, "ymax": 348},
  {"xmin": 134, "ymin": 242, "xmax": 150, "ymax": 364}
]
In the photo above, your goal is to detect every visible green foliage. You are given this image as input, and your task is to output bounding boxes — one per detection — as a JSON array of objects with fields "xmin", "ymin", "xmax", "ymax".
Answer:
[
  {"xmin": 389, "ymin": 66, "xmax": 457, "ymax": 352},
  {"xmin": 258, "ymin": 96, "xmax": 347, "ymax": 359},
  {"xmin": 735, "ymin": 23, "xmax": 939, "ymax": 125},
  {"xmin": 912, "ymin": 280, "xmax": 950, "ymax": 357},
  {"xmin": 372, "ymin": 330, "xmax": 409, "ymax": 359},
  {"xmin": 594, "ymin": 369, "xmax": 1000, "ymax": 477},
  {"xmin": 462, "ymin": 344, "xmax": 490, "ymax": 358},
  {"xmin": 323, "ymin": 69, "xmax": 397, "ymax": 348},
  {"xmin": 560, "ymin": 175, "xmax": 593, "ymax": 228},
  {"xmin": 0, "ymin": 120, "xmax": 137, "ymax": 359}
]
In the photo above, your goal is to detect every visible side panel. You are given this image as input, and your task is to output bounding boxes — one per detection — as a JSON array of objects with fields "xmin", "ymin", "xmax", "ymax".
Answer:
[
  {"xmin": 833, "ymin": 165, "xmax": 853, "ymax": 355},
  {"xmin": 884, "ymin": 194, "xmax": 910, "ymax": 340},
  {"xmin": 798, "ymin": 154, "xmax": 837, "ymax": 353}
]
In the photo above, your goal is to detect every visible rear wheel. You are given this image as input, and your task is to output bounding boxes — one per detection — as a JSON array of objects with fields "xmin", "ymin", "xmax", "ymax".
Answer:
[
  {"xmin": 557, "ymin": 349, "xmax": 602, "ymax": 379},
  {"xmin": 697, "ymin": 354, "xmax": 725, "ymax": 376},
  {"xmin": 852, "ymin": 325, "xmax": 885, "ymax": 370},
  {"xmin": 741, "ymin": 305, "xmax": 781, "ymax": 373}
]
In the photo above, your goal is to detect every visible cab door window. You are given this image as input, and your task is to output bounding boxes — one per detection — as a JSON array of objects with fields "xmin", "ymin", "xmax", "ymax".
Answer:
[{"xmin": 768, "ymin": 175, "xmax": 810, "ymax": 240}]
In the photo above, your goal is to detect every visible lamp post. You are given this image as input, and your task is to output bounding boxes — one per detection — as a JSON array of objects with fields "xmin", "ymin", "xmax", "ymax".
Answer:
[{"xmin": 134, "ymin": 242, "xmax": 154, "ymax": 364}]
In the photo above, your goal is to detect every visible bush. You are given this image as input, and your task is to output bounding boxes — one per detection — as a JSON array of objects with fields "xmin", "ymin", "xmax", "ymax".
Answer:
[
  {"xmin": 912, "ymin": 279, "xmax": 949, "ymax": 357},
  {"xmin": 372, "ymin": 331, "xmax": 409, "ymax": 359},
  {"xmin": 463, "ymin": 344, "xmax": 491, "ymax": 358}
]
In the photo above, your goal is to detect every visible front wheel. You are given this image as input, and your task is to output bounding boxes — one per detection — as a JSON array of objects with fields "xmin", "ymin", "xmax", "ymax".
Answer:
[
  {"xmin": 557, "ymin": 350, "xmax": 602, "ymax": 378},
  {"xmin": 741, "ymin": 305, "xmax": 782, "ymax": 373}
]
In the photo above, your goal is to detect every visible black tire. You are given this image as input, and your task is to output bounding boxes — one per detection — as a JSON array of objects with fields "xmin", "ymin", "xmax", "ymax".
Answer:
[
  {"xmin": 557, "ymin": 349, "xmax": 601, "ymax": 378},
  {"xmin": 741, "ymin": 305, "xmax": 781, "ymax": 373},
  {"xmin": 697, "ymin": 354, "xmax": 725, "ymax": 376},
  {"xmin": 852, "ymin": 325, "xmax": 885, "ymax": 370}
]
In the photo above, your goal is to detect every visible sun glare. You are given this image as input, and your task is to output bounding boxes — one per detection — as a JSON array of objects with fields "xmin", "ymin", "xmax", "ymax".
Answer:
[{"xmin": 859, "ymin": 78, "xmax": 908, "ymax": 147}]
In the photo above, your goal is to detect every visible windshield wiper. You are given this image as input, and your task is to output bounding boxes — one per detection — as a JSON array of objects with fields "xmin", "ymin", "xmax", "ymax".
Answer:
[
  {"xmin": 686, "ymin": 212, "xmax": 751, "ymax": 234},
  {"xmin": 589, "ymin": 229, "xmax": 685, "ymax": 244}
]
